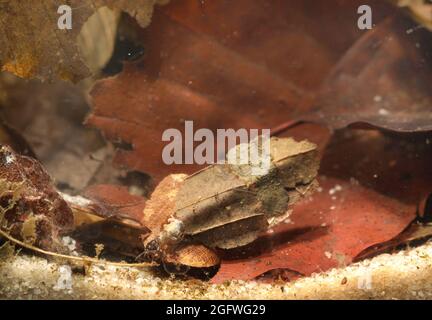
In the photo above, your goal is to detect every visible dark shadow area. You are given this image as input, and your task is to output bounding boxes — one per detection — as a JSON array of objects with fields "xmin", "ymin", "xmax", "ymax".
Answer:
[
  {"xmin": 218, "ymin": 226, "xmax": 329, "ymax": 261},
  {"xmin": 320, "ymin": 128, "xmax": 432, "ymax": 206}
]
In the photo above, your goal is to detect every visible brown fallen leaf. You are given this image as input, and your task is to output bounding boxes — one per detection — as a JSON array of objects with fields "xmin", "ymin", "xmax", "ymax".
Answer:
[
  {"xmin": 392, "ymin": 0, "xmax": 432, "ymax": 31},
  {"xmin": 1, "ymin": 0, "xmax": 429, "ymax": 285},
  {"xmin": 0, "ymin": 73, "xmax": 154, "ymax": 196},
  {"xmin": 77, "ymin": 6, "xmax": 120, "ymax": 75},
  {"xmin": 0, "ymin": 0, "xmax": 166, "ymax": 82},
  {"xmin": 212, "ymin": 176, "xmax": 416, "ymax": 282},
  {"xmin": 88, "ymin": 0, "xmax": 397, "ymax": 182},
  {"xmin": 57, "ymin": 189, "xmax": 150, "ymax": 259},
  {"xmin": 310, "ymin": 14, "xmax": 432, "ymax": 132},
  {"xmin": 70, "ymin": 218, "xmax": 148, "ymax": 260},
  {"xmin": 212, "ymin": 127, "xmax": 432, "ymax": 281},
  {"xmin": 138, "ymin": 136, "xmax": 319, "ymax": 269},
  {"xmin": 84, "ymin": 184, "xmax": 147, "ymax": 223},
  {"xmin": 354, "ymin": 222, "xmax": 432, "ymax": 261},
  {"xmin": 0, "ymin": 73, "xmax": 114, "ymax": 193}
]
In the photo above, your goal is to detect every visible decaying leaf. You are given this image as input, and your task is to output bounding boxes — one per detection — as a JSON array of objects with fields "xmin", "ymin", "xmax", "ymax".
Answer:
[
  {"xmin": 392, "ymin": 0, "xmax": 432, "ymax": 31},
  {"xmin": 0, "ymin": 145, "xmax": 74, "ymax": 252},
  {"xmin": 84, "ymin": 184, "xmax": 148, "ymax": 223},
  {"xmin": 212, "ymin": 128, "xmax": 432, "ymax": 282},
  {"xmin": 139, "ymin": 137, "xmax": 319, "ymax": 269},
  {"xmin": 78, "ymin": 6, "xmax": 120, "ymax": 75},
  {"xmin": 88, "ymin": 0, "xmax": 397, "ymax": 182},
  {"xmin": 0, "ymin": 0, "xmax": 167, "ymax": 82},
  {"xmin": 354, "ymin": 222, "xmax": 432, "ymax": 261},
  {"xmin": 62, "ymin": 188, "xmax": 150, "ymax": 260},
  {"xmin": 0, "ymin": 73, "xmax": 142, "ymax": 195},
  {"xmin": 0, "ymin": 0, "xmax": 431, "ymax": 287},
  {"xmin": 212, "ymin": 176, "xmax": 416, "ymax": 282},
  {"xmin": 310, "ymin": 14, "xmax": 432, "ymax": 132}
]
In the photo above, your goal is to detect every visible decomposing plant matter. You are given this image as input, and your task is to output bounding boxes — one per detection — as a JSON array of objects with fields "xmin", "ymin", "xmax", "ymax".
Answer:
[
  {"xmin": 1, "ymin": 0, "xmax": 432, "ymax": 293},
  {"xmin": 0, "ymin": 145, "xmax": 156, "ymax": 269},
  {"xmin": 140, "ymin": 137, "xmax": 319, "ymax": 269},
  {"xmin": 0, "ymin": 145, "xmax": 74, "ymax": 253},
  {"xmin": 0, "ymin": 0, "xmax": 168, "ymax": 81},
  {"xmin": 0, "ymin": 137, "xmax": 319, "ymax": 274}
]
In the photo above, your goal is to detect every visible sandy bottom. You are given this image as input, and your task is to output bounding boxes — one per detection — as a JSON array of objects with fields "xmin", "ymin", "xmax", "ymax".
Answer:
[{"xmin": 1, "ymin": 241, "xmax": 432, "ymax": 299}]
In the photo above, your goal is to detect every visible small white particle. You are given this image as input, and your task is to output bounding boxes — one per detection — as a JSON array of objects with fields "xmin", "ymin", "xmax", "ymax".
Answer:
[
  {"xmin": 61, "ymin": 236, "xmax": 78, "ymax": 256},
  {"xmin": 5, "ymin": 154, "xmax": 14, "ymax": 165},
  {"xmin": 373, "ymin": 95, "xmax": 382, "ymax": 103},
  {"xmin": 329, "ymin": 184, "xmax": 343, "ymax": 195},
  {"xmin": 147, "ymin": 286, "xmax": 159, "ymax": 294},
  {"xmin": 60, "ymin": 193, "xmax": 92, "ymax": 207},
  {"xmin": 378, "ymin": 108, "xmax": 390, "ymax": 116},
  {"xmin": 161, "ymin": 217, "xmax": 184, "ymax": 241},
  {"xmin": 53, "ymin": 265, "xmax": 73, "ymax": 292}
]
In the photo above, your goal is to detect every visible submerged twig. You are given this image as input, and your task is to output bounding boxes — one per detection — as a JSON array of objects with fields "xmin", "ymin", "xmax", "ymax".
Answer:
[{"xmin": 0, "ymin": 227, "xmax": 156, "ymax": 268}]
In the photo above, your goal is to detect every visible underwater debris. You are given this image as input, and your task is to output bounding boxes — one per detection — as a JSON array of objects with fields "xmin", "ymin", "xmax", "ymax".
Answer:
[
  {"xmin": 139, "ymin": 137, "xmax": 319, "ymax": 270},
  {"xmin": 53, "ymin": 265, "xmax": 73, "ymax": 293},
  {"xmin": 0, "ymin": 241, "xmax": 15, "ymax": 262},
  {"xmin": 0, "ymin": 145, "xmax": 74, "ymax": 253},
  {"xmin": 0, "ymin": 0, "xmax": 167, "ymax": 81}
]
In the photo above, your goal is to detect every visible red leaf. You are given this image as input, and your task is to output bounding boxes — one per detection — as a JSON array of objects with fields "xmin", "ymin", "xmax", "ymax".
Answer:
[
  {"xmin": 88, "ymin": 0, "xmax": 396, "ymax": 182},
  {"xmin": 212, "ymin": 129, "xmax": 432, "ymax": 282},
  {"xmin": 84, "ymin": 184, "xmax": 147, "ymax": 223},
  {"xmin": 212, "ymin": 177, "xmax": 415, "ymax": 282}
]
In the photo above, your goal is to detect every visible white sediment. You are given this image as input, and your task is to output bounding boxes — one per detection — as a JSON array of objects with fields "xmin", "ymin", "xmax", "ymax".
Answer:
[{"xmin": 1, "ymin": 241, "xmax": 432, "ymax": 299}]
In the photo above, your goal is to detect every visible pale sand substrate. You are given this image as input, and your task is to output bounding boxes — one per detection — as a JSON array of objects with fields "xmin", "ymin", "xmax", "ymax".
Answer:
[{"xmin": 1, "ymin": 241, "xmax": 432, "ymax": 299}]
